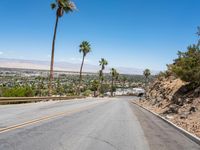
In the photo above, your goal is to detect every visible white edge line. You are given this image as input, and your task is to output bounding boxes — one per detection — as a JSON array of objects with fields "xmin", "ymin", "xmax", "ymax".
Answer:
[{"xmin": 132, "ymin": 101, "xmax": 200, "ymax": 145}]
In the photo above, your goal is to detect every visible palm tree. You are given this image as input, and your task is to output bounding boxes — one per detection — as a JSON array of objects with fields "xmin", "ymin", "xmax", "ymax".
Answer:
[
  {"xmin": 49, "ymin": 0, "xmax": 76, "ymax": 96},
  {"xmin": 78, "ymin": 41, "xmax": 91, "ymax": 95},
  {"xmin": 143, "ymin": 69, "xmax": 151, "ymax": 90},
  {"xmin": 110, "ymin": 68, "xmax": 117, "ymax": 97},
  {"xmin": 99, "ymin": 58, "xmax": 108, "ymax": 95}
]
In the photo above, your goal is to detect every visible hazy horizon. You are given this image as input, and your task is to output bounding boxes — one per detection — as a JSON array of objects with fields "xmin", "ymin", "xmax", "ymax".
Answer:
[{"xmin": 0, "ymin": 57, "xmax": 160, "ymax": 75}]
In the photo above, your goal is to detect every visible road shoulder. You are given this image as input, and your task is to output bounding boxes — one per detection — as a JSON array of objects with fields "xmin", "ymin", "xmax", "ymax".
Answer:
[{"xmin": 129, "ymin": 101, "xmax": 200, "ymax": 150}]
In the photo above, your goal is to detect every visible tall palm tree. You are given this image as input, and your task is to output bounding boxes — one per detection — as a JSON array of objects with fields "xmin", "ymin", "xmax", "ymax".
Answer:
[
  {"xmin": 110, "ymin": 68, "xmax": 117, "ymax": 97},
  {"xmin": 143, "ymin": 69, "xmax": 151, "ymax": 90},
  {"xmin": 78, "ymin": 41, "xmax": 91, "ymax": 95},
  {"xmin": 99, "ymin": 58, "xmax": 108, "ymax": 95},
  {"xmin": 49, "ymin": 0, "xmax": 76, "ymax": 96}
]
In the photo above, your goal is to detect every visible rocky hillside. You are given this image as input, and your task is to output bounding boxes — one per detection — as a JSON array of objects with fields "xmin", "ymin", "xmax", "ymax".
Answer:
[{"xmin": 138, "ymin": 75, "xmax": 200, "ymax": 137}]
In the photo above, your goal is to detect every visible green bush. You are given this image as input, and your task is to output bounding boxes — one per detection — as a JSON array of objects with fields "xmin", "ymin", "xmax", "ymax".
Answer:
[
  {"xmin": 83, "ymin": 90, "xmax": 92, "ymax": 96},
  {"xmin": 171, "ymin": 44, "xmax": 200, "ymax": 85},
  {"xmin": 1, "ymin": 87, "xmax": 35, "ymax": 97}
]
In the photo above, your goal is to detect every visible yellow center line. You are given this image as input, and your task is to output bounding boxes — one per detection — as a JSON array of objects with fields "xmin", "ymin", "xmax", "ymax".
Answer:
[{"xmin": 0, "ymin": 102, "xmax": 105, "ymax": 134}]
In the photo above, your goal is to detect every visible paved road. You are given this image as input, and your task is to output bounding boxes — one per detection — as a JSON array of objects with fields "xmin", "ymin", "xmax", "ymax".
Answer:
[{"xmin": 0, "ymin": 97, "xmax": 199, "ymax": 150}]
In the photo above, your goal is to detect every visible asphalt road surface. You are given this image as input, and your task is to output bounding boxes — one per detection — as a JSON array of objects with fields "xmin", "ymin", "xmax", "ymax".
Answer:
[{"xmin": 0, "ymin": 97, "xmax": 199, "ymax": 150}]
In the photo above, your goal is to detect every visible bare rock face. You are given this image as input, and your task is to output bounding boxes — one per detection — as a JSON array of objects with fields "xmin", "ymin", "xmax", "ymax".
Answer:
[{"xmin": 146, "ymin": 76, "xmax": 185, "ymax": 109}]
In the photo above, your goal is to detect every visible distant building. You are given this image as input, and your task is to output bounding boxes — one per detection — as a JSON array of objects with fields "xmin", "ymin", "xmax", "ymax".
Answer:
[
  {"xmin": 132, "ymin": 88, "xmax": 145, "ymax": 96},
  {"xmin": 115, "ymin": 88, "xmax": 145, "ymax": 96}
]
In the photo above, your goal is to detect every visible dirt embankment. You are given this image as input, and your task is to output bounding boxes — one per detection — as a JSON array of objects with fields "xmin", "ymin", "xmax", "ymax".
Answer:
[{"xmin": 137, "ymin": 76, "xmax": 200, "ymax": 137}]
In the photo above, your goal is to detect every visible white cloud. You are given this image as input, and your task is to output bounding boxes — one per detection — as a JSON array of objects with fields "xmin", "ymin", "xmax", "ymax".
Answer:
[{"xmin": 0, "ymin": 51, "xmax": 3, "ymax": 55}]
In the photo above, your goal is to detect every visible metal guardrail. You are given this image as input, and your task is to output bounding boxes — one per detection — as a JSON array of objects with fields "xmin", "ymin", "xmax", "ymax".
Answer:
[{"xmin": 0, "ymin": 96, "xmax": 86, "ymax": 105}]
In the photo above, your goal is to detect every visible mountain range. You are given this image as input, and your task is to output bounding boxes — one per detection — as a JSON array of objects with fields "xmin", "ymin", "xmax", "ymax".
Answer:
[{"xmin": 0, "ymin": 58, "xmax": 159, "ymax": 75}]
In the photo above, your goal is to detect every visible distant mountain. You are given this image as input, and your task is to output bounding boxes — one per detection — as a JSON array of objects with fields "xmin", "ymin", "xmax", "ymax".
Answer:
[{"xmin": 0, "ymin": 58, "xmax": 159, "ymax": 75}]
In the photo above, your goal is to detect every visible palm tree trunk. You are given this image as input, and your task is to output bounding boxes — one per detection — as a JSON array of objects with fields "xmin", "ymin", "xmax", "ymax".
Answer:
[
  {"xmin": 123, "ymin": 81, "xmax": 125, "ymax": 95},
  {"xmin": 145, "ymin": 77, "xmax": 147, "ymax": 89},
  {"xmin": 94, "ymin": 91, "xmax": 96, "ymax": 97},
  {"xmin": 49, "ymin": 15, "xmax": 59, "ymax": 96},
  {"xmin": 111, "ymin": 76, "xmax": 114, "ymax": 97},
  {"xmin": 99, "ymin": 70, "xmax": 103, "ymax": 96},
  {"xmin": 114, "ymin": 78, "xmax": 118, "ymax": 96},
  {"xmin": 100, "ymin": 78, "xmax": 103, "ymax": 96},
  {"xmin": 98, "ymin": 70, "xmax": 103, "ymax": 96},
  {"xmin": 101, "ymin": 75, "xmax": 105, "ymax": 97},
  {"xmin": 79, "ymin": 55, "xmax": 85, "ymax": 95}
]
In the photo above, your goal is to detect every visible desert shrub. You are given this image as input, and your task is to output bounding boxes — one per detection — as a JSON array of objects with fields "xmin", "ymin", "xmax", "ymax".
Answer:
[{"xmin": 83, "ymin": 90, "xmax": 92, "ymax": 96}]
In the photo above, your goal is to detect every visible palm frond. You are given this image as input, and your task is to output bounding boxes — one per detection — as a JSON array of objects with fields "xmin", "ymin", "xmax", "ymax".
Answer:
[
  {"xmin": 79, "ymin": 41, "xmax": 91, "ymax": 55},
  {"xmin": 63, "ymin": 1, "xmax": 76, "ymax": 13},
  {"xmin": 51, "ymin": 3, "xmax": 57, "ymax": 9}
]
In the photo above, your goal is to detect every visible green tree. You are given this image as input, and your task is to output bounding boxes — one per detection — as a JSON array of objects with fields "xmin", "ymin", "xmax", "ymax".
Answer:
[
  {"xmin": 99, "ymin": 58, "xmax": 108, "ymax": 95},
  {"xmin": 78, "ymin": 41, "xmax": 91, "ymax": 95},
  {"xmin": 49, "ymin": 0, "xmax": 76, "ymax": 95},
  {"xmin": 171, "ymin": 45, "xmax": 200, "ymax": 86},
  {"xmin": 143, "ymin": 69, "xmax": 151, "ymax": 89},
  {"xmin": 90, "ymin": 79, "xmax": 99, "ymax": 97}
]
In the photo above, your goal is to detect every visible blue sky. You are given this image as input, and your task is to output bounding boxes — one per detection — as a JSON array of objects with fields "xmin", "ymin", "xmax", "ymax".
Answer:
[{"xmin": 0, "ymin": 0, "xmax": 199, "ymax": 71}]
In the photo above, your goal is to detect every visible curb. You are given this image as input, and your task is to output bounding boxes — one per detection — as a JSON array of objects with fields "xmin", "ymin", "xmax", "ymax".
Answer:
[{"xmin": 132, "ymin": 101, "xmax": 200, "ymax": 145}]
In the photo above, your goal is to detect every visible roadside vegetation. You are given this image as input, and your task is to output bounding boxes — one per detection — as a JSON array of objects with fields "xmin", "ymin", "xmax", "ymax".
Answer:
[
  {"xmin": 158, "ymin": 27, "xmax": 200, "ymax": 90},
  {"xmin": 0, "ymin": 69, "xmax": 150, "ymax": 97}
]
